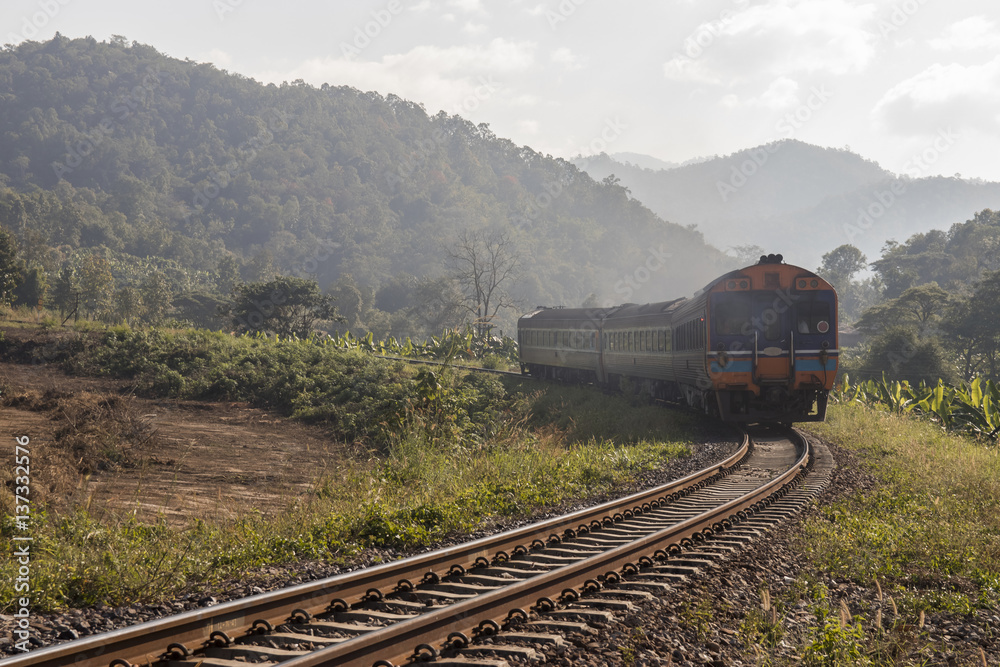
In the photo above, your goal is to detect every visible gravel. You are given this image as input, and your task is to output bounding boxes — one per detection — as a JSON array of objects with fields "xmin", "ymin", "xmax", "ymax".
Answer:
[
  {"xmin": 6, "ymin": 429, "xmax": 995, "ymax": 665},
  {"xmin": 0, "ymin": 424, "xmax": 740, "ymax": 658}
]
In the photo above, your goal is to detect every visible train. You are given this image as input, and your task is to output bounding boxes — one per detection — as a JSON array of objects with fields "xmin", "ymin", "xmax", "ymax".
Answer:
[{"xmin": 516, "ymin": 254, "xmax": 838, "ymax": 423}]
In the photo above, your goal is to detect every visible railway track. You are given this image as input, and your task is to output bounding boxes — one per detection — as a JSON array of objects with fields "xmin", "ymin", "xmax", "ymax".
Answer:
[{"xmin": 2, "ymin": 426, "xmax": 833, "ymax": 667}]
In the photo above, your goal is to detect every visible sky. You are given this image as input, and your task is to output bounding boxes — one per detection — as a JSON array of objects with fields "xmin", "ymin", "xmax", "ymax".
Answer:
[{"xmin": 4, "ymin": 0, "xmax": 1000, "ymax": 181}]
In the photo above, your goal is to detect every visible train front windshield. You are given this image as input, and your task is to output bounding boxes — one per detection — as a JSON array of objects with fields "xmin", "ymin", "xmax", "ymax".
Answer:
[{"xmin": 712, "ymin": 291, "xmax": 835, "ymax": 348}]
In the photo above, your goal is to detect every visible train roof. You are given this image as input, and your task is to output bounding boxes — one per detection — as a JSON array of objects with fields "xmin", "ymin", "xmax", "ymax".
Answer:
[
  {"xmin": 605, "ymin": 298, "xmax": 687, "ymax": 319},
  {"xmin": 518, "ymin": 305, "xmax": 617, "ymax": 325},
  {"xmin": 695, "ymin": 261, "xmax": 824, "ymax": 296},
  {"xmin": 519, "ymin": 298, "xmax": 686, "ymax": 327}
]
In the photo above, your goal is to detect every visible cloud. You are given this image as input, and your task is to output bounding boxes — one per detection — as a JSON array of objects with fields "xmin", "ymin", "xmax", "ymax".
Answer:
[
  {"xmin": 448, "ymin": 0, "xmax": 486, "ymax": 13},
  {"xmin": 722, "ymin": 76, "xmax": 801, "ymax": 109},
  {"xmin": 256, "ymin": 39, "xmax": 532, "ymax": 115},
  {"xmin": 201, "ymin": 48, "xmax": 233, "ymax": 68},
  {"xmin": 518, "ymin": 119, "xmax": 540, "ymax": 134},
  {"xmin": 928, "ymin": 16, "xmax": 1000, "ymax": 52},
  {"xmin": 663, "ymin": 0, "xmax": 879, "ymax": 84},
  {"xmin": 462, "ymin": 21, "xmax": 488, "ymax": 35},
  {"xmin": 550, "ymin": 47, "xmax": 584, "ymax": 70},
  {"xmin": 872, "ymin": 55, "xmax": 1000, "ymax": 135}
]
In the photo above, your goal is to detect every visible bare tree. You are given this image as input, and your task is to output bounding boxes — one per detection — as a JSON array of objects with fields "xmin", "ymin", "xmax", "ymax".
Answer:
[{"xmin": 446, "ymin": 229, "xmax": 520, "ymax": 336}]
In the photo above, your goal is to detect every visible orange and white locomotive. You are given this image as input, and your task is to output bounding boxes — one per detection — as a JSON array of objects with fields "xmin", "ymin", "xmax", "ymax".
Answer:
[{"xmin": 517, "ymin": 255, "xmax": 838, "ymax": 422}]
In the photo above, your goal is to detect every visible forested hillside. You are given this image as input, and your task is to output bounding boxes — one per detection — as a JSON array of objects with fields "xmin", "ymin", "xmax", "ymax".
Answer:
[
  {"xmin": 0, "ymin": 35, "xmax": 730, "ymax": 336},
  {"xmin": 578, "ymin": 143, "xmax": 1000, "ymax": 271}
]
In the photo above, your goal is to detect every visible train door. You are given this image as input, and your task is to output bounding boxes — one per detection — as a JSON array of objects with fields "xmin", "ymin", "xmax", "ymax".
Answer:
[{"xmin": 750, "ymin": 292, "xmax": 792, "ymax": 383}]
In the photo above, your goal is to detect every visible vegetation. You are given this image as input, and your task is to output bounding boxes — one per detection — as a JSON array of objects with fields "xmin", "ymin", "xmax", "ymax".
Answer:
[
  {"xmin": 578, "ymin": 144, "xmax": 1000, "ymax": 278},
  {"xmin": 0, "ymin": 35, "xmax": 730, "ymax": 340},
  {"xmin": 834, "ymin": 375, "xmax": 1000, "ymax": 440},
  {"xmin": 223, "ymin": 276, "xmax": 340, "ymax": 337},
  {"xmin": 0, "ymin": 324, "xmax": 697, "ymax": 610},
  {"xmin": 733, "ymin": 403, "xmax": 1000, "ymax": 665},
  {"xmin": 831, "ymin": 209, "xmax": 1000, "ymax": 385}
]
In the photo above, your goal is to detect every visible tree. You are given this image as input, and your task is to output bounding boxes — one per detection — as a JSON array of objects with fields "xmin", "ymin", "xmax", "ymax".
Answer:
[
  {"xmin": 215, "ymin": 255, "xmax": 241, "ymax": 295},
  {"xmin": 818, "ymin": 244, "xmax": 867, "ymax": 288},
  {"xmin": 77, "ymin": 254, "xmax": 115, "ymax": 319},
  {"xmin": 326, "ymin": 274, "xmax": 364, "ymax": 329},
  {"xmin": 12, "ymin": 264, "xmax": 48, "ymax": 309},
  {"xmin": 140, "ymin": 270, "xmax": 172, "ymax": 325},
  {"xmin": 409, "ymin": 276, "xmax": 467, "ymax": 336},
  {"xmin": 225, "ymin": 276, "xmax": 340, "ymax": 337},
  {"xmin": 446, "ymin": 229, "xmax": 520, "ymax": 336},
  {"xmin": 51, "ymin": 261, "xmax": 78, "ymax": 317},
  {"xmin": 729, "ymin": 244, "xmax": 766, "ymax": 267},
  {"xmin": 0, "ymin": 227, "xmax": 22, "ymax": 305},
  {"xmin": 113, "ymin": 286, "xmax": 144, "ymax": 324},
  {"xmin": 855, "ymin": 283, "xmax": 950, "ymax": 338},
  {"xmin": 856, "ymin": 327, "xmax": 956, "ymax": 385},
  {"xmin": 945, "ymin": 270, "xmax": 1000, "ymax": 381}
]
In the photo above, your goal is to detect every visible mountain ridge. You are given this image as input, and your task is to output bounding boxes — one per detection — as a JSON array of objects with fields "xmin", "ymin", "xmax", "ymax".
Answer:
[{"xmin": 576, "ymin": 142, "xmax": 1000, "ymax": 269}]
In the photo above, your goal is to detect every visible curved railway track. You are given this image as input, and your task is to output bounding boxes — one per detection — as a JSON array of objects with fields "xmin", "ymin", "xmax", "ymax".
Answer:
[{"xmin": 2, "ymin": 426, "xmax": 834, "ymax": 667}]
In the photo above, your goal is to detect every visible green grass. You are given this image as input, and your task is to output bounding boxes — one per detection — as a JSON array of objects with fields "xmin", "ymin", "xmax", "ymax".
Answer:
[
  {"xmin": 0, "ymin": 325, "xmax": 699, "ymax": 611},
  {"xmin": 805, "ymin": 403, "xmax": 1000, "ymax": 611},
  {"xmin": 733, "ymin": 402, "xmax": 1000, "ymax": 665}
]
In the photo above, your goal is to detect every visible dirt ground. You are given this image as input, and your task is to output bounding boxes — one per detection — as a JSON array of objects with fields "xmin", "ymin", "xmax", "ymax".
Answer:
[{"xmin": 0, "ymin": 328, "xmax": 355, "ymax": 524}]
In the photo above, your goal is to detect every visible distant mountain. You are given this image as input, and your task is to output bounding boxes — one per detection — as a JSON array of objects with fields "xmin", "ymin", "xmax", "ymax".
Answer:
[
  {"xmin": 575, "ymin": 141, "xmax": 1000, "ymax": 270},
  {"xmin": 0, "ymin": 36, "xmax": 733, "ymax": 332},
  {"xmin": 601, "ymin": 152, "xmax": 711, "ymax": 172},
  {"xmin": 602, "ymin": 152, "xmax": 679, "ymax": 171}
]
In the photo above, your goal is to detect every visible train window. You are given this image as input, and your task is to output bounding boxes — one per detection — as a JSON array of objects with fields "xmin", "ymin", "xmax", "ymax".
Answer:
[
  {"xmin": 628, "ymin": 331, "xmax": 633, "ymax": 351},
  {"xmin": 714, "ymin": 295, "xmax": 751, "ymax": 336},
  {"xmin": 796, "ymin": 302, "xmax": 832, "ymax": 334}
]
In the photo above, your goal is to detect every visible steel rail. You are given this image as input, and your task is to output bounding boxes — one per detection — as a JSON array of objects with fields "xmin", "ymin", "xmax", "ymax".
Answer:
[
  {"xmin": 0, "ymin": 434, "xmax": 750, "ymax": 667},
  {"xmin": 283, "ymin": 430, "xmax": 809, "ymax": 666}
]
